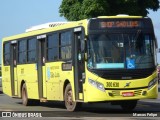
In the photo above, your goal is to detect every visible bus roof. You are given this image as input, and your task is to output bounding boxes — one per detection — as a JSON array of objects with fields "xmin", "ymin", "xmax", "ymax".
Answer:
[
  {"xmin": 2, "ymin": 15, "xmax": 144, "ymax": 41},
  {"xmin": 3, "ymin": 18, "xmax": 91, "ymax": 42},
  {"xmin": 98, "ymin": 15, "xmax": 143, "ymax": 19}
]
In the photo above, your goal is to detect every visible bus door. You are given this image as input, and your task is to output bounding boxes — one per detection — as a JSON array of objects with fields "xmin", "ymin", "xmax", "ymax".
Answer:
[
  {"xmin": 74, "ymin": 27, "xmax": 85, "ymax": 100},
  {"xmin": 37, "ymin": 35, "xmax": 47, "ymax": 99},
  {"xmin": 10, "ymin": 40, "xmax": 18, "ymax": 96}
]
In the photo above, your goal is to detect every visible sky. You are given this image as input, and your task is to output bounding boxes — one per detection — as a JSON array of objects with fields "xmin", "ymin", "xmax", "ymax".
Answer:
[{"xmin": 0, "ymin": 0, "xmax": 160, "ymax": 64}]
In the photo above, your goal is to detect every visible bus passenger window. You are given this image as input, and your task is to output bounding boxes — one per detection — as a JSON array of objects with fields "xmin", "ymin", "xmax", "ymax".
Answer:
[
  {"xmin": 4, "ymin": 42, "xmax": 10, "ymax": 65},
  {"xmin": 18, "ymin": 40, "xmax": 27, "ymax": 64},
  {"xmin": 60, "ymin": 31, "xmax": 72, "ymax": 60},
  {"xmin": 47, "ymin": 33, "xmax": 59, "ymax": 61},
  {"xmin": 28, "ymin": 38, "xmax": 36, "ymax": 62}
]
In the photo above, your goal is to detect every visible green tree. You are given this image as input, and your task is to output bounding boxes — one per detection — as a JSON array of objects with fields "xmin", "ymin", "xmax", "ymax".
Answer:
[{"xmin": 59, "ymin": 0, "xmax": 160, "ymax": 21}]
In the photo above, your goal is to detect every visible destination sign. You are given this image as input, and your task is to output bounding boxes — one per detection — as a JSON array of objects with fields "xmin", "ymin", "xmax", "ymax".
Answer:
[
  {"xmin": 100, "ymin": 21, "xmax": 141, "ymax": 28},
  {"xmin": 89, "ymin": 18, "xmax": 152, "ymax": 31}
]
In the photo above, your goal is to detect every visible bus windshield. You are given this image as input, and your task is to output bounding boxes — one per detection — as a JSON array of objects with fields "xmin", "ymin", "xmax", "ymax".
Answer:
[{"xmin": 88, "ymin": 33, "xmax": 155, "ymax": 69}]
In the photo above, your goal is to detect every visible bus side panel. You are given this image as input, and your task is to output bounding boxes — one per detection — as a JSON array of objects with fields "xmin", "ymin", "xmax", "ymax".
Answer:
[
  {"xmin": 46, "ymin": 62, "xmax": 75, "ymax": 101},
  {"xmin": 42, "ymin": 66, "xmax": 46, "ymax": 98},
  {"xmin": 59, "ymin": 62, "xmax": 75, "ymax": 101},
  {"xmin": 2, "ymin": 66, "xmax": 12, "ymax": 96},
  {"xmin": 46, "ymin": 62, "xmax": 60, "ymax": 100},
  {"xmin": 17, "ymin": 64, "xmax": 39, "ymax": 99},
  {"xmin": 14, "ymin": 67, "xmax": 18, "ymax": 95}
]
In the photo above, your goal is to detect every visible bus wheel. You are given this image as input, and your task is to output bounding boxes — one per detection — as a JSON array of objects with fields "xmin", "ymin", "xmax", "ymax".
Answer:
[
  {"xmin": 64, "ymin": 84, "xmax": 81, "ymax": 111},
  {"xmin": 120, "ymin": 100, "xmax": 137, "ymax": 111},
  {"xmin": 21, "ymin": 83, "xmax": 31, "ymax": 106}
]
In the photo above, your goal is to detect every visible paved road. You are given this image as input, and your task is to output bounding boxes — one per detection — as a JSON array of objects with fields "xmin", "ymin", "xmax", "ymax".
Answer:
[{"xmin": 0, "ymin": 86, "xmax": 160, "ymax": 119}]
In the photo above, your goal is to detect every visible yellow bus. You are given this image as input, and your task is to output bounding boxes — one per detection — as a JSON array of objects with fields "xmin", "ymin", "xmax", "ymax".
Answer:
[{"xmin": 2, "ymin": 15, "xmax": 158, "ymax": 111}]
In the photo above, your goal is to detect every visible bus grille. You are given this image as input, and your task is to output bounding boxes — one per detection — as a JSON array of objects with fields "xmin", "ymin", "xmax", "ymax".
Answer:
[{"xmin": 111, "ymin": 89, "xmax": 142, "ymax": 96}]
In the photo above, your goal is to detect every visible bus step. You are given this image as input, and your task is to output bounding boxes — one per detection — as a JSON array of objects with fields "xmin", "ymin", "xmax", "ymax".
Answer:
[
  {"xmin": 12, "ymin": 95, "xmax": 18, "ymax": 98},
  {"xmin": 40, "ymin": 98, "xmax": 47, "ymax": 102},
  {"xmin": 76, "ymin": 100, "xmax": 84, "ymax": 102}
]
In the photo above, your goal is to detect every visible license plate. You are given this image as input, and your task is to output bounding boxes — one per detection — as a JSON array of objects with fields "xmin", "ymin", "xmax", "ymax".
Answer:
[{"xmin": 122, "ymin": 92, "xmax": 134, "ymax": 97}]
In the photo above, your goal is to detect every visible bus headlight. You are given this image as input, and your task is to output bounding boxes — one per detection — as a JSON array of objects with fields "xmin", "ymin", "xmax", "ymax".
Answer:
[
  {"xmin": 148, "ymin": 77, "xmax": 157, "ymax": 90},
  {"xmin": 88, "ymin": 79, "xmax": 105, "ymax": 92}
]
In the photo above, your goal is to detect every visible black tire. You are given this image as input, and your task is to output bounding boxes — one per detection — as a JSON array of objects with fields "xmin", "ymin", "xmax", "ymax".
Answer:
[
  {"xmin": 64, "ymin": 84, "xmax": 81, "ymax": 111},
  {"xmin": 120, "ymin": 100, "xmax": 137, "ymax": 111},
  {"xmin": 31, "ymin": 99, "xmax": 40, "ymax": 106},
  {"xmin": 21, "ymin": 83, "xmax": 32, "ymax": 106}
]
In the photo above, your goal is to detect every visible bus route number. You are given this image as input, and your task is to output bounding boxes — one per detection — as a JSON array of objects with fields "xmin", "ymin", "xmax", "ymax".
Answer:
[{"xmin": 106, "ymin": 82, "xmax": 119, "ymax": 87}]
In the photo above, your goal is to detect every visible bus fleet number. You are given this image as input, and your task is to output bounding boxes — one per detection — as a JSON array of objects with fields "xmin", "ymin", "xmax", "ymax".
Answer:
[{"xmin": 106, "ymin": 82, "xmax": 119, "ymax": 87}]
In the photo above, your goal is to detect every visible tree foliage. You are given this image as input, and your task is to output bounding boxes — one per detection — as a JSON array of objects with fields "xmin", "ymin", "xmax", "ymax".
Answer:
[{"xmin": 59, "ymin": 0, "xmax": 160, "ymax": 21}]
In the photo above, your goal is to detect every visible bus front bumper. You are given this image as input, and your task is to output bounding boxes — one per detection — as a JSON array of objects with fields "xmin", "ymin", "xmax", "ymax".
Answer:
[{"xmin": 86, "ymin": 83, "xmax": 158, "ymax": 102}]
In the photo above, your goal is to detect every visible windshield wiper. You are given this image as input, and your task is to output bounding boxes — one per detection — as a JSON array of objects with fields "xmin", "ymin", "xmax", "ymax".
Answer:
[{"xmin": 134, "ymin": 30, "xmax": 141, "ymax": 41}]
